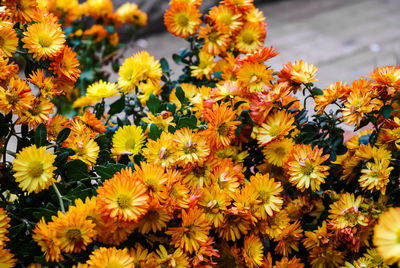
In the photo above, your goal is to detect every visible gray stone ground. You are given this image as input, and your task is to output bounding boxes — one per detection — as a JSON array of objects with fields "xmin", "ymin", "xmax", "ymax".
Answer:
[{"xmin": 120, "ymin": 0, "xmax": 400, "ymax": 89}]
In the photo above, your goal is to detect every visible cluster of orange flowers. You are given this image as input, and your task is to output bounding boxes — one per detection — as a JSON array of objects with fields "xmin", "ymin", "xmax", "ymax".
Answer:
[{"xmin": 2, "ymin": 0, "xmax": 400, "ymax": 267}]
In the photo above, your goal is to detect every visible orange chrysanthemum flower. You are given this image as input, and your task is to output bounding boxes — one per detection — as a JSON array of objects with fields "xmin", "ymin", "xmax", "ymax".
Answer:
[
  {"xmin": 290, "ymin": 60, "xmax": 318, "ymax": 84},
  {"xmin": 49, "ymin": 45, "xmax": 81, "ymax": 82},
  {"xmin": 3, "ymin": 0, "xmax": 38, "ymax": 24},
  {"xmin": 0, "ymin": 26, "xmax": 18, "ymax": 57},
  {"xmin": 17, "ymin": 97, "xmax": 54, "ymax": 128},
  {"xmin": 246, "ymin": 173, "xmax": 283, "ymax": 220},
  {"xmin": 274, "ymin": 221, "xmax": 304, "ymax": 256},
  {"xmin": 97, "ymin": 167, "xmax": 149, "ymax": 222},
  {"xmin": 22, "ymin": 21, "xmax": 65, "ymax": 60},
  {"xmin": 198, "ymin": 186, "xmax": 230, "ymax": 228},
  {"xmin": 199, "ymin": 25, "xmax": 231, "ymax": 55},
  {"xmin": 252, "ymin": 110, "xmax": 295, "ymax": 145},
  {"xmin": 32, "ymin": 218, "xmax": 63, "ymax": 262},
  {"xmin": 284, "ymin": 144, "xmax": 330, "ymax": 192},
  {"xmin": 218, "ymin": 207, "xmax": 252, "ymax": 241},
  {"xmin": 314, "ymin": 81, "xmax": 351, "ymax": 114},
  {"xmin": 234, "ymin": 22, "xmax": 265, "ymax": 54},
  {"xmin": 136, "ymin": 199, "xmax": 171, "ymax": 234},
  {"xmin": 370, "ymin": 65, "xmax": 400, "ymax": 89},
  {"xmin": 342, "ymin": 78, "xmax": 376, "ymax": 126},
  {"xmin": 236, "ymin": 62, "xmax": 274, "ymax": 92},
  {"xmin": 223, "ymin": 0, "xmax": 254, "ymax": 12},
  {"xmin": 0, "ymin": 247, "xmax": 17, "ymax": 268},
  {"xmin": 242, "ymin": 234, "xmax": 264, "ymax": 268},
  {"xmin": 87, "ymin": 247, "xmax": 135, "ymax": 268},
  {"xmin": 210, "ymin": 158, "xmax": 244, "ymax": 195},
  {"xmin": 134, "ymin": 162, "xmax": 169, "ymax": 203},
  {"xmin": 0, "ymin": 208, "xmax": 10, "ymax": 247},
  {"xmin": 203, "ymin": 103, "xmax": 241, "ymax": 149},
  {"xmin": 164, "ymin": 2, "xmax": 201, "ymax": 38},
  {"xmin": 28, "ymin": 69, "xmax": 61, "ymax": 98},
  {"xmin": 0, "ymin": 77, "xmax": 34, "ymax": 114},
  {"xmin": 0, "ymin": 56, "xmax": 19, "ymax": 85},
  {"xmin": 51, "ymin": 210, "xmax": 97, "ymax": 253},
  {"xmin": 166, "ymin": 206, "xmax": 211, "ymax": 254},
  {"xmin": 237, "ymin": 46, "xmax": 279, "ymax": 65},
  {"xmin": 207, "ymin": 4, "xmax": 242, "ymax": 34}
]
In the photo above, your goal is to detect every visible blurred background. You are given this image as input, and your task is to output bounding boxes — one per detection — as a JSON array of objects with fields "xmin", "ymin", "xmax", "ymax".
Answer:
[{"xmin": 119, "ymin": 0, "xmax": 400, "ymax": 88}]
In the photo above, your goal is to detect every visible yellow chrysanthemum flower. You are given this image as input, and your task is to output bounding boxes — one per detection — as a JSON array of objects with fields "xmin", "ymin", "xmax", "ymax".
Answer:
[
  {"xmin": 155, "ymin": 245, "xmax": 190, "ymax": 268},
  {"xmin": 198, "ymin": 186, "xmax": 230, "ymax": 228},
  {"xmin": 359, "ymin": 159, "xmax": 393, "ymax": 194},
  {"xmin": 237, "ymin": 62, "xmax": 274, "ymax": 93},
  {"xmin": 143, "ymin": 132, "xmax": 177, "ymax": 168},
  {"xmin": 118, "ymin": 51, "xmax": 162, "ymax": 94},
  {"xmin": 13, "ymin": 145, "xmax": 57, "ymax": 194},
  {"xmin": 65, "ymin": 135, "xmax": 100, "ymax": 166},
  {"xmin": 86, "ymin": 80, "xmax": 119, "ymax": 100},
  {"xmin": 374, "ymin": 207, "xmax": 400, "ymax": 265},
  {"xmin": 22, "ymin": 21, "xmax": 65, "ymax": 60},
  {"xmin": 329, "ymin": 193, "xmax": 368, "ymax": 229},
  {"xmin": 173, "ymin": 128, "xmax": 210, "ymax": 166},
  {"xmin": 129, "ymin": 243, "xmax": 157, "ymax": 267},
  {"xmin": 112, "ymin": 125, "xmax": 146, "ymax": 156},
  {"xmin": 87, "ymin": 247, "xmax": 135, "ymax": 267}
]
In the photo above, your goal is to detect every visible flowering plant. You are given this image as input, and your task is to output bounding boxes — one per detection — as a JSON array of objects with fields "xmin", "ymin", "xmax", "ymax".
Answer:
[{"xmin": 1, "ymin": 0, "xmax": 400, "ymax": 267}]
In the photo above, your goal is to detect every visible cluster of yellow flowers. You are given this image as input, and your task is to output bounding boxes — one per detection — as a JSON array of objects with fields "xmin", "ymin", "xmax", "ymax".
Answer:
[{"xmin": 2, "ymin": 0, "xmax": 400, "ymax": 267}]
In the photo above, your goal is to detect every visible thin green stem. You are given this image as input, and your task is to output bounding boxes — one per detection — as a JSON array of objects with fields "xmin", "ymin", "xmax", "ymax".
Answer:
[{"xmin": 52, "ymin": 182, "xmax": 65, "ymax": 213}]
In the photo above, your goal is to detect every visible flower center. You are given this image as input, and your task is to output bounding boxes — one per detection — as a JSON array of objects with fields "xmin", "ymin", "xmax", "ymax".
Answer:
[
  {"xmin": 38, "ymin": 34, "xmax": 53, "ymax": 48},
  {"xmin": 218, "ymin": 122, "xmax": 229, "ymax": 136},
  {"xmin": 268, "ymin": 125, "xmax": 281, "ymax": 137},
  {"xmin": 124, "ymin": 138, "xmax": 137, "ymax": 150},
  {"xmin": 143, "ymin": 209, "xmax": 160, "ymax": 222},
  {"xmin": 183, "ymin": 140, "xmax": 197, "ymax": 154},
  {"xmin": 177, "ymin": 14, "xmax": 189, "ymax": 27},
  {"xmin": 300, "ymin": 162, "xmax": 314, "ymax": 176},
  {"xmin": 28, "ymin": 161, "xmax": 44, "ymax": 178},
  {"xmin": 117, "ymin": 194, "xmax": 131, "ymax": 209},
  {"xmin": 241, "ymin": 31, "xmax": 256, "ymax": 45},
  {"xmin": 274, "ymin": 147, "xmax": 287, "ymax": 158},
  {"xmin": 66, "ymin": 229, "xmax": 82, "ymax": 243},
  {"xmin": 6, "ymin": 92, "xmax": 19, "ymax": 105},
  {"xmin": 28, "ymin": 103, "xmax": 42, "ymax": 116},
  {"xmin": 0, "ymin": 36, "xmax": 4, "ymax": 48},
  {"xmin": 208, "ymin": 31, "xmax": 220, "ymax": 43}
]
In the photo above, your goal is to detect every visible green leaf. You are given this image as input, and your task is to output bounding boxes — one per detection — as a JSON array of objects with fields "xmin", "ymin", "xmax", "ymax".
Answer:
[
  {"xmin": 310, "ymin": 87, "xmax": 323, "ymax": 96},
  {"xmin": 160, "ymin": 58, "xmax": 170, "ymax": 75},
  {"xmin": 54, "ymin": 151, "xmax": 69, "ymax": 168},
  {"xmin": 147, "ymin": 94, "xmax": 161, "ymax": 114},
  {"xmin": 380, "ymin": 105, "xmax": 394, "ymax": 119},
  {"xmin": 65, "ymin": 159, "xmax": 89, "ymax": 180},
  {"xmin": 167, "ymin": 103, "xmax": 177, "ymax": 113},
  {"xmin": 213, "ymin": 72, "xmax": 222, "ymax": 80},
  {"xmin": 34, "ymin": 123, "xmax": 47, "ymax": 147},
  {"xmin": 95, "ymin": 163, "xmax": 126, "ymax": 180},
  {"xmin": 175, "ymin": 86, "xmax": 186, "ymax": 105},
  {"xmin": 32, "ymin": 208, "xmax": 57, "ymax": 221},
  {"xmin": 172, "ymin": 54, "xmax": 183, "ymax": 65},
  {"xmin": 168, "ymin": 125, "xmax": 176, "ymax": 134},
  {"xmin": 148, "ymin": 123, "xmax": 163, "ymax": 140},
  {"xmin": 109, "ymin": 95, "xmax": 125, "ymax": 115},
  {"xmin": 56, "ymin": 127, "xmax": 71, "ymax": 144},
  {"xmin": 177, "ymin": 115, "xmax": 197, "ymax": 129}
]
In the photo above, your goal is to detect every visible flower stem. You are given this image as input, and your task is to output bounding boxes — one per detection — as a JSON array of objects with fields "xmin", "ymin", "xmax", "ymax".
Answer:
[{"xmin": 52, "ymin": 182, "xmax": 65, "ymax": 213}]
